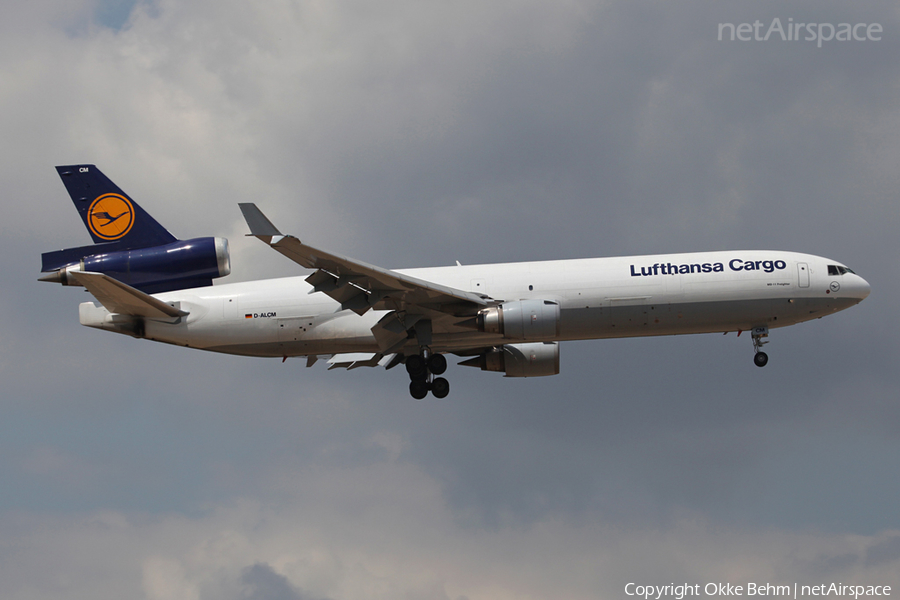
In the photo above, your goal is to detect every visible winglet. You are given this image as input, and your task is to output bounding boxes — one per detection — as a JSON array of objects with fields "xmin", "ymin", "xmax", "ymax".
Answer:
[
  {"xmin": 239, "ymin": 203, "xmax": 282, "ymax": 238},
  {"xmin": 70, "ymin": 271, "xmax": 189, "ymax": 318}
]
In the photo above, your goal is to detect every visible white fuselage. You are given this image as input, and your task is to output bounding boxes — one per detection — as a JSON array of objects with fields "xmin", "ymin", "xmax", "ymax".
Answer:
[{"xmin": 78, "ymin": 250, "xmax": 870, "ymax": 358}]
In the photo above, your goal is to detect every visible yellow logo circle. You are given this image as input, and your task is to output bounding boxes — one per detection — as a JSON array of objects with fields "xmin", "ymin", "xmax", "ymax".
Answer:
[{"xmin": 88, "ymin": 194, "xmax": 135, "ymax": 240}]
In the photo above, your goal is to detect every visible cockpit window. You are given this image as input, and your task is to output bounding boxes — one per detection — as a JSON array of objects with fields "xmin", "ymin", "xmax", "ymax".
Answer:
[{"xmin": 828, "ymin": 265, "xmax": 856, "ymax": 276}]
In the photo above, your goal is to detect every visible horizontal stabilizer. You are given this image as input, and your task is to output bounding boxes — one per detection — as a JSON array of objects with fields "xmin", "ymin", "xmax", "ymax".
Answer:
[{"xmin": 70, "ymin": 271, "xmax": 188, "ymax": 318}]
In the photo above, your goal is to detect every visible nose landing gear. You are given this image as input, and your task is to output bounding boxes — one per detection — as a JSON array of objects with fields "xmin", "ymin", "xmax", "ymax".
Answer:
[
  {"xmin": 751, "ymin": 326, "xmax": 769, "ymax": 367},
  {"xmin": 405, "ymin": 351, "xmax": 450, "ymax": 399}
]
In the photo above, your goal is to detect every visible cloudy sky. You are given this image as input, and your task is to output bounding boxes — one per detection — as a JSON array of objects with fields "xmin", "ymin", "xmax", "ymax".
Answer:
[{"xmin": 1, "ymin": 0, "xmax": 899, "ymax": 598}]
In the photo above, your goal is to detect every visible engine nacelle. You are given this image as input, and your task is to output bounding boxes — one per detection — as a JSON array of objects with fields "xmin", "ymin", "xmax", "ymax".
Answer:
[
  {"xmin": 42, "ymin": 237, "xmax": 231, "ymax": 294},
  {"xmin": 461, "ymin": 342, "xmax": 560, "ymax": 377},
  {"xmin": 476, "ymin": 299, "xmax": 560, "ymax": 340}
]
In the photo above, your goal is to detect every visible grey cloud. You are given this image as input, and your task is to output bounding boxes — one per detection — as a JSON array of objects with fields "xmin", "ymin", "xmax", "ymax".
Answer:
[
  {"xmin": 865, "ymin": 535, "xmax": 900, "ymax": 567},
  {"xmin": 1, "ymin": 0, "xmax": 899, "ymax": 596},
  {"xmin": 798, "ymin": 552, "xmax": 859, "ymax": 577},
  {"xmin": 238, "ymin": 563, "xmax": 323, "ymax": 600},
  {"xmin": 94, "ymin": 0, "xmax": 140, "ymax": 31}
]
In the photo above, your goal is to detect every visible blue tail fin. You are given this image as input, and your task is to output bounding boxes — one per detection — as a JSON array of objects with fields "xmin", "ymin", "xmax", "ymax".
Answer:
[
  {"xmin": 43, "ymin": 165, "xmax": 231, "ymax": 293},
  {"xmin": 55, "ymin": 165, "xmax": 176, "ymax": 247}
]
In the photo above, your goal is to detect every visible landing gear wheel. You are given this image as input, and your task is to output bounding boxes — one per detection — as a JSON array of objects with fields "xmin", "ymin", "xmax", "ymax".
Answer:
[
  {"xmin": 405, "ymin": 350, "xmax": 450, "ymax": 399},
  {"xmin": 427, "ymin": 354, "xmax": 447, "ymax": 375},
  {"xmin": 406, "ymin": 354, "xmax": 427, "ymax": 378},
  {"xmin": 431, "ymin": 377, "xmax": 450, "ymax": 399},
  {"xmin": 750, "ymin": 326, "xmax": 770, "ymax": 368},
  {"xmin": 409, "ymin": 379, "xmax": 429, "ymax": 400},
  {"xmin": 754, "ymin": 352, "xmax": 768, "ymax": 367}
]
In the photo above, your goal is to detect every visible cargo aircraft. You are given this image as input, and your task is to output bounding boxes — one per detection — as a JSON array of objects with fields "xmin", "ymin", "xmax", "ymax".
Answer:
[{"xmin": 41, "ymin": 165, "xmax": 871, "ymax": 398}]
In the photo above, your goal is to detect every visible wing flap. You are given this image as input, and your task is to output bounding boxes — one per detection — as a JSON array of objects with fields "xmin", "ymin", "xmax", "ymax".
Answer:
[{"xmin": 326, "ymin": 353, "xmax": 396, "ymax": 370}]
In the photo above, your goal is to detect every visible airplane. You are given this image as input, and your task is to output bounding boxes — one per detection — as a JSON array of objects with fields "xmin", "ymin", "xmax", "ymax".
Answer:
[{"xmin": 41, "ymin": 165, "xmax": 871, "ymax": 399}]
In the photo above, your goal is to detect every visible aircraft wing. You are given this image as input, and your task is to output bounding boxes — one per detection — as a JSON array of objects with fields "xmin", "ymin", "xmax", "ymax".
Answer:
[
  {"xmin": 239, "ymin": 203, "xmax": 492, "ymax": 318},
  {"xmin": 70, "ymin": 271, "xmax": 188, "ymax": 318}
]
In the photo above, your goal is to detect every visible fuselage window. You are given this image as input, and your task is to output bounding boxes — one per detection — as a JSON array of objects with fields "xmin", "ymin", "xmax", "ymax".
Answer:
[{"xmin": 828, "ymin": 265, "xmax": 856, "ymax": 276}]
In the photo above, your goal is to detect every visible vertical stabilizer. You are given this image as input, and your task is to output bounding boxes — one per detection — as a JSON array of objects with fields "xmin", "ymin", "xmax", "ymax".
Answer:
[{"xmin": 55, "ymin": 165, "xmax": 176, "ymax": 247}]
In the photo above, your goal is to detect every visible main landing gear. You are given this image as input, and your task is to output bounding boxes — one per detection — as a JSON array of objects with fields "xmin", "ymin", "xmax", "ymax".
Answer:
[
  {"xmin": 751, "ymin": 326, "xmax": 769, "ymax": 367},
  {"xmin": 405, "ymin": 351, "xmax": 449, "ymax": 399}
]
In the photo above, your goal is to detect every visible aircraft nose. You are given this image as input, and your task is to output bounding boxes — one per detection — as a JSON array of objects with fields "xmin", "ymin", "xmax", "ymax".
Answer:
[{"xmin": 852, "ymin": 275, "xmax": 871, "ymax": 301}]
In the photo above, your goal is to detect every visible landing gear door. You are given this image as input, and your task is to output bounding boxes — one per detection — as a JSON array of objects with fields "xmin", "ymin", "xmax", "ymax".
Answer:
[{"xmin": 797, "ymin": 262, "xmax": 810, "ymax": 288}]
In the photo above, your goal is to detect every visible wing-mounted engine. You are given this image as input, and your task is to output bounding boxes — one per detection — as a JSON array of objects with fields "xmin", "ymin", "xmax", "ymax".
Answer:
[
  {"xmin": 41, "ymin": 237, "xmax": 231, "ymax": 294},
  {"xmin": 475, "ymin": 299, "xmax": 560, "ymax": 340},
  {"xmin": 460, "ymin": 342, "xmax": 560, "ymax": 377}
]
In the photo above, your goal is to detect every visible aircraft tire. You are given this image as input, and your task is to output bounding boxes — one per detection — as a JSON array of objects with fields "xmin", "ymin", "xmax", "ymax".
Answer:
[
  {"xmin": 754, "ymin": 352, "xmax": 768, "ymax": 367},
  {"xmin": 409, "ymin": 380, "xmax": 429, "ymax": 400},
  {"xmin": 431, "ymin": 377, "xmax": 450, "ymax": 399},
  {"xmin": 427, "ymin": 354, "xmax": 447, "ymax": 375},
  {"xmin": 406, "ymin": 354, "xmax": 427, "ymax": 378}
]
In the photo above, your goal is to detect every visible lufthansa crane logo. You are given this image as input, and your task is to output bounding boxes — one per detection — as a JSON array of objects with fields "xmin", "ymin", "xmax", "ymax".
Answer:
[{"xmin": 88, "ymin": 194, "xmax": 135, "ymax": 240}]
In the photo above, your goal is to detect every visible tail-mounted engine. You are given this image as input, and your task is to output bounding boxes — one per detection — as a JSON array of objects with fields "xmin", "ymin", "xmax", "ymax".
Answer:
[
  {"xmin": 40, "ymin": 236, "xmax": 231, "ymax": 294},
  {"xmin": 460, "ymin": 342, "xmax": 560, "ymax": 377},
  {"xmin": 475, "ymin": 299, "xmax": 560, "ymax": 340},
  {"xmin": 41, "ymin": 164, "xmax": 233, "ymax": 294}
]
